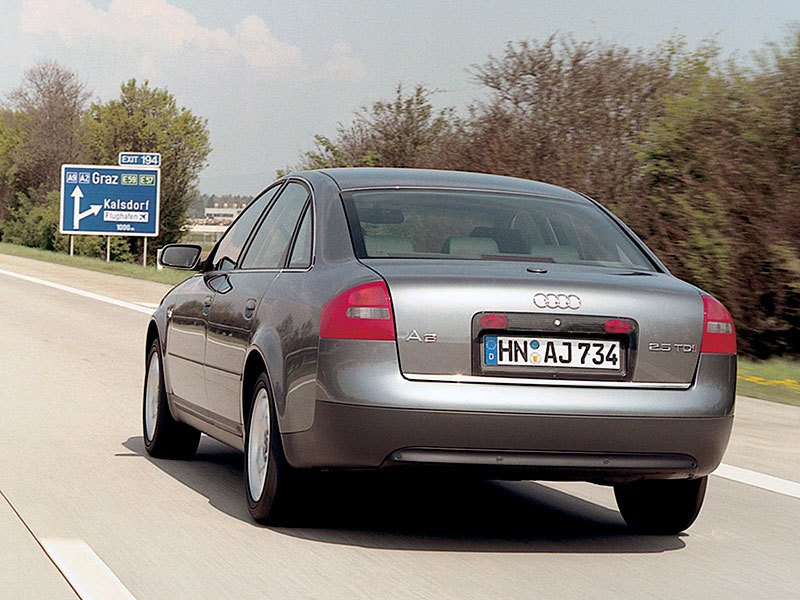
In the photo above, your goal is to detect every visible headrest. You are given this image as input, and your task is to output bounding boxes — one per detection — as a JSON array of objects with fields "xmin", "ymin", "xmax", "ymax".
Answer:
[
  {"xmin": 528, "ymin": 245, "xmax": 580, "ymax": 262},
  {"xmin": 442, "ymin": 236, "xmax": 499, "ymax": 258},
  {"xmin": 470, "ymin": 227, "xmax": 527, "ymax": 253},
  {"xmin": 364, "ymin": 235, "xmax": 414, "ymax": 256}
]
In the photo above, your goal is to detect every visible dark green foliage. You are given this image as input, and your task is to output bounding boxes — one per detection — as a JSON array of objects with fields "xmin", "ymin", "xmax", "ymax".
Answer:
[
  {"xmin": 296, "ymin": 34, "xmax": 800, "ymax": 357},
  {"xmin": 290, "ymin": 84, "xmax": 461, "ymax": 173},
  {"xmin": 84, "ymin": 79, "xmax": 211, "ymax": 260},
  {"xmin": 6, "ymin": 62, "xmax": 89, "ymax": 200},
  {"xmin": 0, "ymin": 187, "xmax": 132, "ymax": 261},
  {"xmin": 0, "ymin": 188, "xmax": 60, "ymax": 250},
  {"xmin": 0, "ymin": 62, "xmax": 89, "ymax": 219},
  {"xmin": 634, "ymin": 35, "xmax": 800, "ymax": 356},
  {"xmin": 0, "ymin": 66, "xmax": 209, "ymax": 264}
]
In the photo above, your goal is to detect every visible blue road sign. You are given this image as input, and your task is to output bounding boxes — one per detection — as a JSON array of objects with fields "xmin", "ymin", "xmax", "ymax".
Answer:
[
  {"xmin": 118, "ymin": 152, "xmax": 161, "ymax": 167},
  {"xmin": 60, "ymin": 164, "xmax": 160, "ymax": 237}
]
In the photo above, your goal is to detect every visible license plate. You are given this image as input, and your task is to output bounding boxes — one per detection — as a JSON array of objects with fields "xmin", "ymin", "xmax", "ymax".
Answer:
[{"xmin": 483, "ymin": 336, "xmax": 621, "ymax": 370}]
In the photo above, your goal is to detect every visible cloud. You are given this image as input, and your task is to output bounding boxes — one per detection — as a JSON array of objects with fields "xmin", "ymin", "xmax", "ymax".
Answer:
[
  {"xmin": 20, "ymin": 0, "xmax": 304, "ymax": 70},
  {"xmin": 323, "ymin": 41, "xmax": 365, "ymax": 82}
]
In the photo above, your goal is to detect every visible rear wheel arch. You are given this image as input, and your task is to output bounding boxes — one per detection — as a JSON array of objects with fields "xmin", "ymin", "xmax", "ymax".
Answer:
[
  {"xmin": 145, "ymin": 320, "xmax": 160, "ymax": 357},
  {"xmin": 242, "ymin": 349, "xmax": 271, "ymax": 427}
]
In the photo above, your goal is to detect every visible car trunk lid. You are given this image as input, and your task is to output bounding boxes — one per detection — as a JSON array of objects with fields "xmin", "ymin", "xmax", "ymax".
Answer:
[{"xmin": 362, "ymin": 259, "xmax": 703, "ymax": 385}]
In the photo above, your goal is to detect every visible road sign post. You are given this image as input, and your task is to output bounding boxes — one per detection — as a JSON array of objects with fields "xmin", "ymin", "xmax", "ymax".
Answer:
[{"xmin": 60, "ymin": 164, "xmax": 160, "ymax": 239}]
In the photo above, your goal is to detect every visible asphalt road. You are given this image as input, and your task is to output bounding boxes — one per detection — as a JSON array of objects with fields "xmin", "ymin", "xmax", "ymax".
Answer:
[{"xmin": 1, "ymin": 254, "xmax": 799, "ymax": 600}]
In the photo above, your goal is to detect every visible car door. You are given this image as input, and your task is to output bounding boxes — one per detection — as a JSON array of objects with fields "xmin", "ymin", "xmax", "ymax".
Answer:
[
  {"xmin": 204, "ymin": 181, "xmax": 311, "ymax": 427},
  {"xmin": 253, "ymin": 200, "xmax": 318, "ymax": 433},
  {"xmin": 165, "ymin": 274, "xmax": 214, "ymax": 409},
  {"xmin": 167, "ymin": 185, "xmax": 280, "ymax": 420}
]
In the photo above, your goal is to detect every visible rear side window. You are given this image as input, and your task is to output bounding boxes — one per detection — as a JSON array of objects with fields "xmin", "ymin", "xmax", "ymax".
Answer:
[
  {"xmin": 209, "ymin": 184, "xmax": 281, "ymax": 271},
  {"xmin": 343, "ymin": 189, "xmax": 656, "ymax": 271},
  {"xmin": 240, "ymin": 182, "xmax": 309, "ymax": 269},
  {"xmin": 287, "ymin": 205, "xmax": 313, "ymax": 269}
]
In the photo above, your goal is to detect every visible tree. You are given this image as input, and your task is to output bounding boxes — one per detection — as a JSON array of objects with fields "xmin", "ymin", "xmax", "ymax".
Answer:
[
  {"xmin": 462, "ymin": 35, "xmax": 701, "ymax": 217},
  {"xmin": 753, "ymin": 28, "xmax": 800, "ymax": 249},
  {"xmin": 637, "ymin": 43, "xmax": 800, "ymax": 356},
  {"xmin": 294, "ymin": 84, "xmax": 460, "ymax": 171},
  {"xmin": 0, "ymin": 110, "xmax": 25, "ymax": 220},
  {"xmin": 84, "ymin": 80, "xmax": 211, "ymax": 256},
  {"xmin": 0, "ymin": 61, "xmax": 89, "ymax": 215}
]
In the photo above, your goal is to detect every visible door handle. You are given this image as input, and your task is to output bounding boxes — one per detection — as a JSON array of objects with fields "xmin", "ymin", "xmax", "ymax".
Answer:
[
  {"xmin": 244, "ymin": 298, "xmax": 257, "ymax": 320},
  {"xmin": 202, "ymin": 295, "xmax": 213, "ymax": 316}
]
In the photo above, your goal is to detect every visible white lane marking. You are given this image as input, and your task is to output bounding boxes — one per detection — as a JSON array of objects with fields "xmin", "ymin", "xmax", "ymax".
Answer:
[
  {"xmin": 0, "ymin": 267, "xmax": 154, "ymax": 315},
  {"xmin": 135, "ymin": 302, "xmax": 160, "ymax": 309},
  {"xmin": 715, "ymin": 463, "xmax": 800, "ymax": 499},
  {"xmin": 41, "ymin": 538, "xmax": 137, "ymax": 600}
]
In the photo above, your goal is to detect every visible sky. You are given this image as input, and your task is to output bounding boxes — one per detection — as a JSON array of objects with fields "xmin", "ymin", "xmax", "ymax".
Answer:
[{"xmin": 2, "ymin": 0, "xmax": 800, "ymax": 196}]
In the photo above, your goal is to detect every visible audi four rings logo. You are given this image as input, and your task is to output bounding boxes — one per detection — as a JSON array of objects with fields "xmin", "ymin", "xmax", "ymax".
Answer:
[{"xmin": 534, "ymin": 293, "xmax": 581, "ymax": 310}]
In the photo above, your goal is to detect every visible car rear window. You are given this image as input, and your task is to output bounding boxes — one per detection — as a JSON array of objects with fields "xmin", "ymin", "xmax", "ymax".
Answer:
[{"xmin": 343, "ymin": 189, "xmax": 656, "ymax": 271}]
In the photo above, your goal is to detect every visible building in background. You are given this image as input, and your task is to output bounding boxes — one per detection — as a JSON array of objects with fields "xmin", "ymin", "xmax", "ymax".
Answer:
[
  {"xmin": 203, "ymin": 202, "xmax": 245, "ymax": 221},
  {"xmin": 184, "ymin": 201, "xmax": 246, "ymax": 246}
]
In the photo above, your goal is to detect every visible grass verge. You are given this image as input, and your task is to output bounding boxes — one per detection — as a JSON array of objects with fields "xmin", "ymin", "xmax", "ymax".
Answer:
[
  {"xmin": 0, "ymin": 242, "xmax": 190, "ymax": 286},
  {"xmin": 738, "ymin": 357, "xmax": 800, "ymax": 407}
]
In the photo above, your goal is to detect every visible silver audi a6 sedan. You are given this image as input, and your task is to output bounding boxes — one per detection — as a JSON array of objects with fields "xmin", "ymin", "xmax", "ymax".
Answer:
[{"xmin": 143, "ymin": 168, "xmax": 736, "ymax": 532}]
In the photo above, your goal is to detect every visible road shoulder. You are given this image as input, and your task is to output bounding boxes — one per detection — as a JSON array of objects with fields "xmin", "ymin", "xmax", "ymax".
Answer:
[
  {"xmin": 723, "ymin": 395, "xmax": 800, "ymax": 482},
  {"xmin": 0, "ymin": 253, "xmax": 173, "ymax": 309}
]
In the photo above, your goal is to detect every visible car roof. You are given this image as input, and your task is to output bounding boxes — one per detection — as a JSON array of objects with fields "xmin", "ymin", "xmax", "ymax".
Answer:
[{"xmin": 297, "ymin": 167, "xmax": 584, "ymax": 201}]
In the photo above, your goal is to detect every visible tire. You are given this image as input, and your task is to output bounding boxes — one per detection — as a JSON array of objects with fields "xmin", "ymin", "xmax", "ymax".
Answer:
[
  {"xmin": 614, "ymin": 476, "xmax": 708, "ymax": 534},
  {"xmin": 244, "ymin": 372, "xmax": 293, "ymax": 524},
  {"xmin": 143, "ymin": 338, "xmax": 201, "ymax": 459}
]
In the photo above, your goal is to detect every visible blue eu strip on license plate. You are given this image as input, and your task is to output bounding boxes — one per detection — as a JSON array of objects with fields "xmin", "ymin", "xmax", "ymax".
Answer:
[{"xmin": 484, "ymin": 336, "xmax": 498, "ymax": 365}]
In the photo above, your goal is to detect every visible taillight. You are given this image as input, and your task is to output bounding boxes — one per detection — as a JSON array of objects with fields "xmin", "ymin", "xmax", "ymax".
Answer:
[
  {"xmin": 700, "ymin": 295, "xmax": 736, "ymax": 354},
  {"xmin": 320, "ymin": 281, "xmax": 396, "ymax": 341}
]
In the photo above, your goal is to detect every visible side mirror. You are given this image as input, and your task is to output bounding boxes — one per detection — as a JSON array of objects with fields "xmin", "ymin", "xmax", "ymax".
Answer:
[{"xmin": 159, "ymin": 244, "xmax": 203, "ymax": 270}]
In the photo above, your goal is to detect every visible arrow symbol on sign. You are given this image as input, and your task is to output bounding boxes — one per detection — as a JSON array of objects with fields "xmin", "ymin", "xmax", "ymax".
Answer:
[{"xmin": 71, "ymin": 185, "xmax": 101, "ymax": 229}]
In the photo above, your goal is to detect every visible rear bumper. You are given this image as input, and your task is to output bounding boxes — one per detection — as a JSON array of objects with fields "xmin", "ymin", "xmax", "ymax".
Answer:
[
  {"xmin": 283, "ymin": 401, "xmax": 732, "ymax": 481},
  {"xmin": 281, "ymin": 341, "xmax": 735, "ymax": 481}
]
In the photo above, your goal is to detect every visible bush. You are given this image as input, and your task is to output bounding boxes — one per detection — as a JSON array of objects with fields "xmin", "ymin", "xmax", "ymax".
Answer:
[
  {"xmin": 2, "ymin": 187, "xmax": 133, "ymax": 261},
  {"xmin": 1, "ymin": 188, "xmax": 59, "ymax": 250}
]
